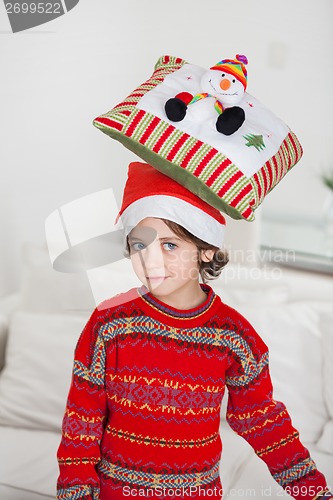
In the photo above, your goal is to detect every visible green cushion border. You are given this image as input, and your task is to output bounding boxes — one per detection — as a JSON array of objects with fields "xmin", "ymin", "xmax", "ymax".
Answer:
[{"xmin": 93, "ymin": 119, "xmax": 246, "ymax": 221}]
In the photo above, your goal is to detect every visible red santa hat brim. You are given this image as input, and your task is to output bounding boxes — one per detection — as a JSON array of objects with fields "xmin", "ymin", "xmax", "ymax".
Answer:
[{"xmin": 116, "ymin": 162, "xmax": 226, "ymax": 248}]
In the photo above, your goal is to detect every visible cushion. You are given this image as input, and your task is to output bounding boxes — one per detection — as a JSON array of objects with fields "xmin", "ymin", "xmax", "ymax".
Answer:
[
  {"xmin": 0, "ymin": 311, "xmax": 87, "ymax": 431},
  {"xmin": 20, "ymin": 242, "xmax": 95, "ymax": 314},
  {"xmin": 317, "ymin": 310, "xmax": 333, "ymax": 453},
  {"xmin": 233, "ymin": 301, "xmax": 331, "ymax": 443},
  {"xmin": 0, "ymin": 314, "xmax": 8, "ymax": 372},
  {"xmin": 219, "ymin": 422, "xmax": 254, "ymax": 494},
  {"xmin": 211, "ymin": 262, "xmax": 291, "ymax": 309},
  {"xmin": 217, "ymin": 283, "xmax": 289, "ymax": 308},
  {"xmin": 0, "ymin": 426, "xmax": 59, "ymax": 498},
  {"xmin": 93, "ymin": 55, "xmax": 303, "ymax": 221}
]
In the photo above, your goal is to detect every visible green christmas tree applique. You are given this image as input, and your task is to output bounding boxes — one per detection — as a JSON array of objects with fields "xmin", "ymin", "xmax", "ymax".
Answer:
[{"xmin": 243, "ymin": 134, "xmax": 265, "ymax": 151}]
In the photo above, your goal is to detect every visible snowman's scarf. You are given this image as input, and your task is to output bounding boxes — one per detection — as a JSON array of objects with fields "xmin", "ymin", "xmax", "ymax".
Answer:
[{"xmin": 188, "ymin": 93, "xmax": 224, "ymax": 115}]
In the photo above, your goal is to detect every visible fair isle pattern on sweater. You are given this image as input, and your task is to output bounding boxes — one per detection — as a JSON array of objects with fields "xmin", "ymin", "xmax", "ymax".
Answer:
[
  {"xmin": 57, "ymin": 485, "xmax": 100, "ymax": 500},
  {"xmin": 57, "ymin": 285, "xmax": 331, "ymax": 500}
]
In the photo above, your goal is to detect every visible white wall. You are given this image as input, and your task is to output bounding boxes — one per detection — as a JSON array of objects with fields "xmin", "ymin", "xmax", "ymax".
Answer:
[{"xmin": 1, "ymin": 0, "xmax": 332, "ymax": 296}]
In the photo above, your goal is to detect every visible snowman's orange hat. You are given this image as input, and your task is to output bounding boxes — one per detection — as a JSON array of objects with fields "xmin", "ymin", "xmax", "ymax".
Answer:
[
  {"xmin": 116, "ymin": 162, "xmax": 226, "ymax": 248},
  {"xmin": 210, "ymin": 54, "xmax": 248, "ymax": 90}
]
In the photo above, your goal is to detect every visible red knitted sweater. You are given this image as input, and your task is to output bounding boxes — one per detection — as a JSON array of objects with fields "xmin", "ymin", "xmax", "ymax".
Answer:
[{"xmin": 56, "ymin": 285, "xmax": 332, "ymax": 500}]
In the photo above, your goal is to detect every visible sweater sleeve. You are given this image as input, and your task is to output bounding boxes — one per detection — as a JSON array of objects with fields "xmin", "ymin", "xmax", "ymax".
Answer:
[
  {"xmin": 56, "ymin": 308, "xmax": 108, "ymax": 500},
  {"xmin": 225, "ymin": 311, "xmax": 332, "ymax": 500}
]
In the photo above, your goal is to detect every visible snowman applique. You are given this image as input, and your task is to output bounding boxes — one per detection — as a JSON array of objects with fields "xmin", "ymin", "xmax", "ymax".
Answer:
[{"xmin": 164, "ymin": 54, "xmax": 248, "ymax": 136}]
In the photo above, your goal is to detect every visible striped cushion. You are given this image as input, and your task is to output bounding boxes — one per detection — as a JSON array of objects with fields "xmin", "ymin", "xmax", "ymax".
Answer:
[{"xmin": 93, "ymin": 55, "xmax": 303, "ymax": 221}]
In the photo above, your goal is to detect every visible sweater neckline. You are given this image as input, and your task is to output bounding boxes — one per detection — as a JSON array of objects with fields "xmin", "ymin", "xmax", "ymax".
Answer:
[{"xmin": 137, "ymin": 284, "xmax": 216, "ymax": 319}]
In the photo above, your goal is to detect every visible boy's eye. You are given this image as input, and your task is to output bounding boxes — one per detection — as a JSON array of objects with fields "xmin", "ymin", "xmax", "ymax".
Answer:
[
  {"xmin": 163, "ymin": 242, "xmax": 177, "ymax": 251},
  {"xmin": 130, "ymin": 242, "xmax": 146, "ymax": 252}
]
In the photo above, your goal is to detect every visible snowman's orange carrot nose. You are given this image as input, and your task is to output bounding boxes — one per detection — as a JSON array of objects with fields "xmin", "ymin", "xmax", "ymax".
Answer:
[{"xmin": 220, "ymin": 79, "xmax": 231, "ymax": 91}]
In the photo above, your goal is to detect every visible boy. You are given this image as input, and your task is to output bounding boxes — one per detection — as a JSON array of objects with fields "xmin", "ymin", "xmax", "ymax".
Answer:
[{"xmin": 57, "ymin": 162, "xmax": 332, "ymax": 500}]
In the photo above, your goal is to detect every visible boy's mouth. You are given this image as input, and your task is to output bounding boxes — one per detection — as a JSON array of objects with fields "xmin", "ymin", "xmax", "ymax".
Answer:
[
  {"xmin": 146, "ymin": 276, "xmax": 168, "ymax": 280},
  {"xmin": 145, "ymin": 276, "xmax": 169, "ymax": 290},
  {"xmin": 146, "ymin": 276, "xmax": 169, "ymax": 283}
]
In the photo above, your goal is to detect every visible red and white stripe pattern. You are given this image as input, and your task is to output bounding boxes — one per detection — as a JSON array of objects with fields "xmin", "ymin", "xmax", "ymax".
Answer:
[{"xmin": 94, "ymin": 55, "xmax": 303, "ymax": 221}]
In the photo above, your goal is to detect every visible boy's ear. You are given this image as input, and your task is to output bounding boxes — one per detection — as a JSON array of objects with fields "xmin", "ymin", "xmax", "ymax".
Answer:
[{"xmin": 200, "ymin": 249, "xmax": 215, "ymax": 262}]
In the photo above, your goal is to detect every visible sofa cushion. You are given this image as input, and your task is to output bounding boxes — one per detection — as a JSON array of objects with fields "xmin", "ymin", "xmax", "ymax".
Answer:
[
  {"xmin": 0, "ymin": 426, "xmax": 59, "ymax": 498},
  {"xmin": 212, "ymin": 276, "xmax": 290, "ymax": 307},
  {"xmin": 233, "ymin": 301, "xmax": 332, "ymax": 444},
  {"xmin": 0, "ymin": 311, "xmax": 86, "ymax": 431},
  {"xmin": 318, "ymin": 421, "xmax": 333, "ymax": 455},
  {"xmin": 20, "ymin": 242, "xmax": 95, "ymax": 314},
  {"xmin": 219, "ymin": 421, "xmax": 254, "ymax": 494},
  {"xmin": 317, "ymin": 310, "xmax": 333, "ymax": 454},
  {"xmin": 0, "ymin": 486, "xmax": 52, "ymax": 500},
  {"xmin": 322, "ymin": 310, "xmax": 333, "ymax": 417}
]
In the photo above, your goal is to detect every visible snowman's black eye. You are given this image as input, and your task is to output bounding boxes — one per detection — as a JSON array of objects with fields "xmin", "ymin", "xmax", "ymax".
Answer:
[
  {"xmin": 221, "ymin": 73, "xmax": 225, "ymax": 77},
  {"xmin": 232, "ymin": 79, "xmax": 235, "ymax": 83}
]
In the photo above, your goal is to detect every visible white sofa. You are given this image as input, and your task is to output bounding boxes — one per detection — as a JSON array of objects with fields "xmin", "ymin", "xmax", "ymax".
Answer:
[{"xmin": 0, "ymin": 243, "xmax": 333, "ymax": 499}]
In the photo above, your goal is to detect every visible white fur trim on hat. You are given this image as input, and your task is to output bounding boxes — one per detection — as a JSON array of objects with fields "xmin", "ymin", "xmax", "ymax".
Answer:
[{"xmin": 116, "ymin": 195, "xmax": 225, "ymax": 248}]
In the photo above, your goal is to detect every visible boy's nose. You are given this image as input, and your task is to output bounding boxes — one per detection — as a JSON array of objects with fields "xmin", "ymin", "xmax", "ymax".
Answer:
[{"xmin": 141, "ymin": 244, "xmax": 165, "ymax": 271}]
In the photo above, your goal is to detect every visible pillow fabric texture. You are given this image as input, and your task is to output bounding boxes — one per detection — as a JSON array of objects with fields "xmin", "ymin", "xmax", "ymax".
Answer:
[
  {"xmin": 234, "ymin": 301, "xmax": 330, "ymax": 444},
  {"xmin": 0, "ymin": 427, "xmax": 60, "ymax": 497},
  {"xmin": 317, "ymin": 310, "xmax": 333, "ymax": 453},
  {"xmin": 93, "ymin": 55, "xmax": 303, "ymax": 221},
  {"xmin": 0, "ymin": 314, "xmax": 8, "ymax": 371},
  {"xmin": 0, "ymin": 311, "xmax": 87, "ymax": 431},
  {"xmin": 20, "ymin": 242, "xmax": 95, "ymax": 314}
]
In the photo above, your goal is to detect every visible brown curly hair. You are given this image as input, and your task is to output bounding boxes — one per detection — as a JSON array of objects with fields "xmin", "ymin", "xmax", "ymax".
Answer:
[
  {"xmin": 162, "ymin": 219, "xmax": 229, "ymax": 283},
  {"xmin": 125, "ymin": 218, "xmax": 229, "ymax": 283}
]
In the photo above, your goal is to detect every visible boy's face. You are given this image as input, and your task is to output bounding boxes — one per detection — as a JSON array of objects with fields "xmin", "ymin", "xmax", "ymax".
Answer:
[{"xmin": 128, "ymin": 218, "xmax": 205, "ymax": 302}]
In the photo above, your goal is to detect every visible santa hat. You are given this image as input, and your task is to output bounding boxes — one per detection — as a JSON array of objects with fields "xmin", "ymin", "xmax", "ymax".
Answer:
[
  {"xmin": 210, "ymin": 54, "xmax": 248, "ymax": 90},
  {"xmin": 116, "ymin": 162, "xmax": 226, "ymax": 248}
]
